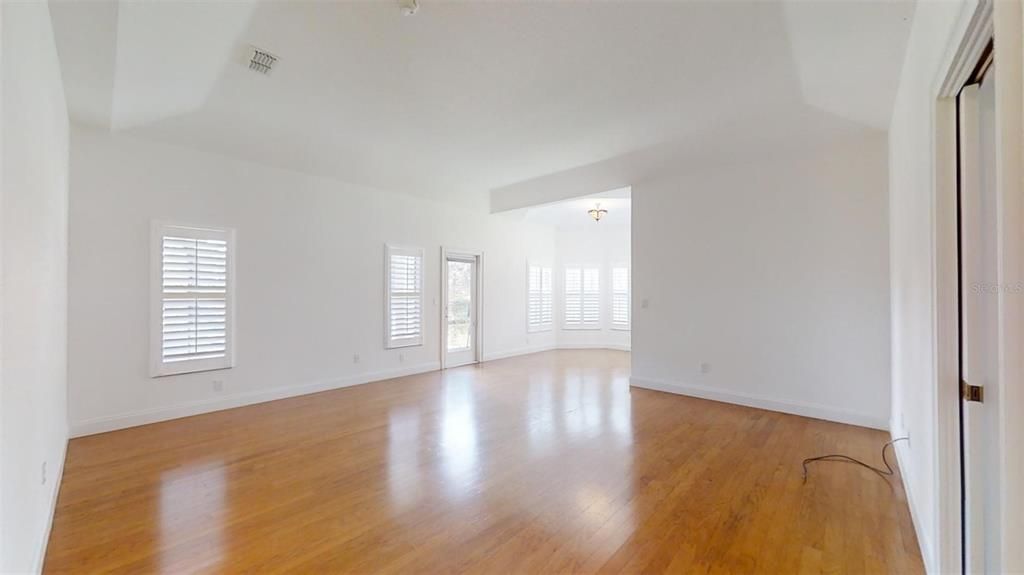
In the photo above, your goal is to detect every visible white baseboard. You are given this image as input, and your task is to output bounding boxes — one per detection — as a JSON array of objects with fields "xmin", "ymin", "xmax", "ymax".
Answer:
[
  {"xmin": 33, "ymin": 435, "xmax": 68, "ymax": 574},
  {"xmin": 482, "ymin": 344, "xmax": 557, "ymax": 362},
  {"xmin": 70, "ymin": 362, "xmax": 440, "ymax": 437},
  {"xmin": 892, "ymin": 430, "xmax": 935, "ymax": 575},
  {"xmin": 557, "ymin": 343, "xmax": 631, "ymax": 352},
  {"xmin": 482, "ymin": 343, "xmax": 630, "ymax": 362},
  {"xmin": 629, "ymin": 376, "xmax": 888, "ymax": 431}
]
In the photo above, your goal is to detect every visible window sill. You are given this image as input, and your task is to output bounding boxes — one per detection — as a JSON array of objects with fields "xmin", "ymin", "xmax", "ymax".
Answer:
[
  {"xmin": 152, "ymin": 359, "xmax": 234, "ymax": 378},
  {"xmin": 386, "ymin": 339, "xmax": 423, "ymax": 350}
]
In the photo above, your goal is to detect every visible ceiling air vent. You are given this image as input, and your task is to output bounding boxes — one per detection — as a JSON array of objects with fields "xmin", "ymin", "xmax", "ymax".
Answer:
[{"xmin": 248, "ymin": 47, "xmax": 278, "ymax": 76}]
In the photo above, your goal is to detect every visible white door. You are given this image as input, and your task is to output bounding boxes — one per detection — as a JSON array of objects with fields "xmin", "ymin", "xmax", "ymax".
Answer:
[
  {"xmin": 444, "ymin": 255, "xmax": 477, "ymax": 368},
  {"xmin": 958, "ymin": 67, "xmax": 1000, "ymax": 574}
]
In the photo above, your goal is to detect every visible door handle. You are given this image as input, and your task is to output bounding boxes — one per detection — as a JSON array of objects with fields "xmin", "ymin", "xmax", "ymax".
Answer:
[{"xmin": 962, "ymin": 380, "xmax": 984, "ymax": 403}]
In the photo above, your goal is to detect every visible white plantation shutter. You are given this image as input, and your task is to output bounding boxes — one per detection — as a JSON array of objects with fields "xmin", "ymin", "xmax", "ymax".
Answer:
[
  {"xmin": 611, "ymin": 266, "xmax": 630, "ymax": 330},
  {"xmin": 565, "ymin": 268, "xmax": 582, "ymax": 327},
  {"xmin": 529, "ymin": 266, "xmax": 542, "ymax": 328},
  {"xmin": 582, "ymin": 268, "xmax": 600, "ymax": 326},
  {"xmin": 386, "ymin": 246, "xmax": 423, "ymax": 348},
  {"xmin": 528, "ymin": 264, "xmax": 553, "ymax": 332},
  {"xmin": 151, "ymin": 224, "xmax": 234, "ymax": 377},
  {"xmin": 565, "ymin": 266, "xmax": 600, "ymax": 329},
  {"xmin": 541, "ymin": 268, "xmax": 553, "ymax": 326}
]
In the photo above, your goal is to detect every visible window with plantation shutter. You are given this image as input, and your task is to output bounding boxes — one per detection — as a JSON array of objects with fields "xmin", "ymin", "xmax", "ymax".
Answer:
[
  {"xmin": 528, "ymin": 264, "xmax": 552, "ymax": 332},
  {"xmin": 386, "ymin": 245, "xmax": 424, "ymax": 348},
  {"xmin": 151, "ymin": 224, "xmax": 234, "ymax": 377},
  {"xmin": 564, "ymin": 266, "xmax": 600, "ymax": 329},
  {"xmin": 611, "ymin": 266, "xmax": 630, "ymax": 330}
]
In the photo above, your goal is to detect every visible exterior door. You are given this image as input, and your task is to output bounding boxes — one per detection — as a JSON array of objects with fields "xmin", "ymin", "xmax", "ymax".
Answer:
[
  {"xmin": 444, "ymin": 255, "xmax": 477, "ymax": 368},
  {"xmin": 958, "ymin": 68, "xmax": 999, "ymax": 574}
]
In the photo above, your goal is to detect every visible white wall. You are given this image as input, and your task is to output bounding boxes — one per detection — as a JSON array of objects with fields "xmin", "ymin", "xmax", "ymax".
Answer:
[
  {"xmin": 68, "ymin": 126, "xmax": 557, "ymax": 436},
  {"xmin": 555, "ymin": 224, "xmax": 631, "ymax": 350},
  {"xmin": 0, "ymin": 2, "xmax": 70, "ymax": 572},
  {"xmin": 630, "ymin": 131, "xmax": 891, "ymax": 431},
  {"xmin": 887, "ymin": 1, "xmax": 975, "ymax": 572}
]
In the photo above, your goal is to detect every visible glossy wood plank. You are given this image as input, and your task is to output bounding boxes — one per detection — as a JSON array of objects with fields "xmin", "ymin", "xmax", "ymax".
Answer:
[{"xmin": 45, "ymin": 350, "xmax": 923, "ymax": 574}]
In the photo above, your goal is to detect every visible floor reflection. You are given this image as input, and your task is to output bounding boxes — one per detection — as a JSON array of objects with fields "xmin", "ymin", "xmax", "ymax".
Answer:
[
  {"xmin": 387, "ymin": 406, "xmax": 422, "ymax": 512},
  {"xmin": 563, "ymin": 369, "xmax": 586, "ymax": 437},
  {"xmin": 610, "ymin": 375, "xmax": 634, "ymax": 446},
  {"xmin": 158, "ymin": 463, "xmax": 226, "ymax": 573},
  {"xmin": 526, "ymin": 373, "xmax": 556, "ymax": 455},
  {"xmin": 439, "ymin": 372, "xmax": 480, "ymax": 497}
]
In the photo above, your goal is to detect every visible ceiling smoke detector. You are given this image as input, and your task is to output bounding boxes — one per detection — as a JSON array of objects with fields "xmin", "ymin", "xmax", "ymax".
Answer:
[
  {"xmin": 247, "ymin": 47, "xmax": 278, "ymax": 76},
  {"xmin": 399, "ymin": 0, "xmax": 419, "ymax": 16}
]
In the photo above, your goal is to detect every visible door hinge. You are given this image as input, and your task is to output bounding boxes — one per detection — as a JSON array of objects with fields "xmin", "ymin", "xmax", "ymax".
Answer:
[{"xmin": 962, "ymin": 380, "xmax": 984, "ymax": 403}]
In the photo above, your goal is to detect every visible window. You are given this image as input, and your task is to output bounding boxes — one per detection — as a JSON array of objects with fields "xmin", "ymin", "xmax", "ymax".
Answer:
[
  {"xmin": 528, "ymin": 263, "xmax": 553, "ymax": 332},
  {"xmin": 151, "ymin": 223, "xmax": 234, "ymax": 377},
  {"xmin": 386, "ymin": 245, "xmax": 424, "ymax": 348},
  {"xmin": 564, "ymin": 266, "xmax": 600, "ymax": 329},
  {"xmin": 611, "ymin": 266, "xmax": 630, "ymax": 330}
]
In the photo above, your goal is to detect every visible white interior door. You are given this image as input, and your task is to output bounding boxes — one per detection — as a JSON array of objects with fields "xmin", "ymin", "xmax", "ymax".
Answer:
[
  {"xmin": 958, "ymin": 68, "xmax": 1000, "ymax": 574},
  {"xmin": 444, "ymin": 255, "xmax": 477, "ymax": 368}
]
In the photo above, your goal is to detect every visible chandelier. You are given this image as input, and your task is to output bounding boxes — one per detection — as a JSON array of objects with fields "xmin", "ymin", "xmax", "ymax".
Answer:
[{"xmin": 588, "ymin": 203, "xmax": 608, "ymax": 222}]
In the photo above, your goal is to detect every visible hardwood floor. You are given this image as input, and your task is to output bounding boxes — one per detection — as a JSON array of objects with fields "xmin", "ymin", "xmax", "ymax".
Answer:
[{"xmin": 45, "ymin": 350, "xmax": 922, "ymax": 574}]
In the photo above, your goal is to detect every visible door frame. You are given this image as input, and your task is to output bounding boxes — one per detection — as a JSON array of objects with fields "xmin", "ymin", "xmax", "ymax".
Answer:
[
  {"xmin": 934, "ymin": 0, "xmax": 1024, "ymax": 571},
  {"xmin": 440, "ymin": 247, "xmax": 484, "ymax": 369}
]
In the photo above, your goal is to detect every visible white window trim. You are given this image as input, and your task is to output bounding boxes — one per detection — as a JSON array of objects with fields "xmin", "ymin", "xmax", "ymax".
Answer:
[
  {"xmin": 563, "ymin": 265, "xmax": 601, "ymax": 331},
  {"xmin": 150, "ymin": 222, "xmax": 236, "ymax": 378},
  {"xmin": 610, "ymin": 264, "xmax": 631, "ymax": 331},
  {"xmin": 527, "ymin": 261, "xmax": 553, "ymax": 333},
  {"xmin": 385, "ymin": 244, "xmax": 425, "ymax": 349}
]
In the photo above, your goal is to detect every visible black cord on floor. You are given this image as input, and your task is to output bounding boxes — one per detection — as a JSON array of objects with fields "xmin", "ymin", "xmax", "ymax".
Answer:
[{"xmin": 802, "ymin": 437, "xmax": 909, "ymax": 483}]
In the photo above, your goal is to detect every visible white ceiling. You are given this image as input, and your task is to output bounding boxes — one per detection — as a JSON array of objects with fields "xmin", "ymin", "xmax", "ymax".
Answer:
[
  {"xmin": 522, "ymin": 187, "xmax": 631, "ymax": 229},
  {"xmin": 49, "ymin": 0, "xmax": 915, "ymax": 211}
]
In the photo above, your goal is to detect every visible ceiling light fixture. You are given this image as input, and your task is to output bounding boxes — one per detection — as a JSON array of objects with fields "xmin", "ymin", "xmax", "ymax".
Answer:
[
  {"xmin": 588, "ymin": 203, "xmax": 608, "ymax": 222},
  {"xmin": 399, "ymin": 0, "xmax": 419, "ymax": 16}
]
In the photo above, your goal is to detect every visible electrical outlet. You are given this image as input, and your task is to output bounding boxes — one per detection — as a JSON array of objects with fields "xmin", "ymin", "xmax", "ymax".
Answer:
[
  {"xmin": 353, "ymin": 353, "xmax": 360, "ymax": 364},
  {"xmin": 641, "ymin": 298, "xmax": 649, "ymax": 309},
  {"xmin": 699, "ymin": 362, "xmax": 711, "ymax": 374},
  {"xmin": 212, "ymin": 380, "xmax": 224, "ymax": 392},
  {"xmin": 41, "ymin": 461, "xmax": 47, "ymax": 485},
  {"xmin": 399, "ymin": 353, "xmax": 405, "ymax": 363}
]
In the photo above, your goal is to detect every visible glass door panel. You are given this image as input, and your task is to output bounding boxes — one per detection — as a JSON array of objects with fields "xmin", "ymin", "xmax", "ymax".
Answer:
[{"xmin": 445, "ymin": 257, "xmax": 476, "ymax": 367}]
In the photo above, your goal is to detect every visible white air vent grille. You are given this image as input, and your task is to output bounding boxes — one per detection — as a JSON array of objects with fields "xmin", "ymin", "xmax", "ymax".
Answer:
[{"xmin": 248, "ymin": 47, "xmax": 277, "ymax": 75}]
